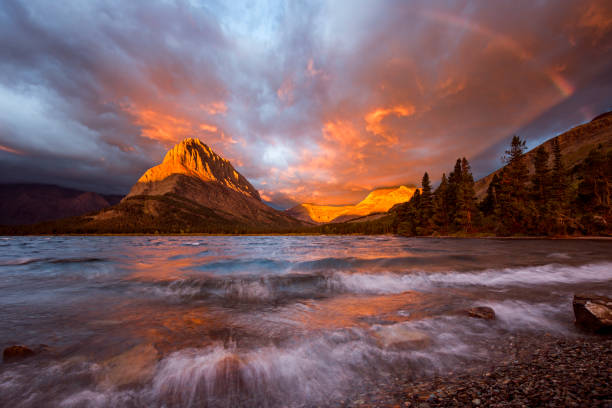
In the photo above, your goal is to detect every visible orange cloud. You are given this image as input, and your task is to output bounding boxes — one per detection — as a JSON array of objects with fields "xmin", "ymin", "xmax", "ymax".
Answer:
[
  {"xmin": 364, "ymin": 105, "xmax": 415, "ymax": 145},
  {"xmin": 199, "ymin": 123, "xmax": 218, "ymax": 132},
  {"xmin": 123, "ymin": 105, "xmax": 221, "ymax": 144},
  {"xmin": 577, "ymin": 1, "xmax": 612, "ymax": 43},
  {"xmin": 436, "ymin": 78, "xmax": 466, "ymax": 98},
  {"xmin": 323, "ymin": 120, "xmax": 365, "ymax": 149},
  {"xmin": 125, "ymin": 108, "xmax": 194, "ymax": 142},
  {"xmin": 200, "ymin": 101, "xmax": 227, "ymax": 115},
  {"xmin": 0, "ymin": 143, "xmax": 23, "ymax": 155}
]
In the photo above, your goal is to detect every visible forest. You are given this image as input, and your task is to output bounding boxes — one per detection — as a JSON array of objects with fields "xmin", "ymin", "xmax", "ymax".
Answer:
[{"xmin": 387, "ymin": 136, "xmax": 611, "ymax": 236}]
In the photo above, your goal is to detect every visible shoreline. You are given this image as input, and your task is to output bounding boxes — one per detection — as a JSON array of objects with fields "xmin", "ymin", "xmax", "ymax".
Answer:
[
  {"xmin": 1, "ymin": 233, "xmax": 611, "ymax": 240},
  {"xmin": 345, "ymin": 334, "xmax": 612, "ymax": 407}
]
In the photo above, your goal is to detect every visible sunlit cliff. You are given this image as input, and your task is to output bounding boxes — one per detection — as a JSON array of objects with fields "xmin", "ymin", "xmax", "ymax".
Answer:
[
  {"xmin": 288, "ymin": 186, "xmax": 416, "ymax": 223},
  {"xmin": 129, "ymin": 138, "xmax": 260, "ymax": 200}
]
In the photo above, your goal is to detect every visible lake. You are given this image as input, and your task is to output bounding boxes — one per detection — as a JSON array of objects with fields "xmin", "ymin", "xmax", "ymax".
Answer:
[{"xmin": 0, "ymin": 236, "xmax": 611, "ymax": 407}]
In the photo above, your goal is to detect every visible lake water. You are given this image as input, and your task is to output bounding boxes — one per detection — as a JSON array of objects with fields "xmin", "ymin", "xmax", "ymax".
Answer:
[{"xmin": 0, "ymin": 236, "xmax": 611, "ymax": 407}]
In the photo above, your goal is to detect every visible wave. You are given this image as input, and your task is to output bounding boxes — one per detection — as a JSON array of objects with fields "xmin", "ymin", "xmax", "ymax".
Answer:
[
  {"xmin": 48, "ymin": 325, "xmax": 485, "ymax": 407},
  {"xmin": 23, "ymin": 309, "xmax": 551, "ymax": 408},
  {"xmin": 190, "ymin": 254, "xmax": 481, "ymax": 277},
  {"xmin": 139, "ymin": 262, "xmax": 612, "ymax": 304},
  {"xmin": 0, "ymin": 257, "xmax": 42, "ymax": 266},
  {"xmin": 0, "ymin": 257, "xmax": 107, "ymax": 267},
  {"xmin": 49, "ymin": 257, "xmax": 106, "ymax": 264},
  {"xmin": 196, "ymin": 258, "xmax": 292, "ymax": 275},
  {"xmin": 142, "ymin": 274, "xmax": 326, "ymax": 303},
  {"xmin": 330, "ymin": 262, "xmax": 612, "ymax": 294}
]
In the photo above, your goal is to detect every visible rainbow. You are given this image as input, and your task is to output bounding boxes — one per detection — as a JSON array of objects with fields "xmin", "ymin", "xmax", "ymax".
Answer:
[{"xmin": 420, "ymin": 9, "xmax": 574, "ymax": 99}]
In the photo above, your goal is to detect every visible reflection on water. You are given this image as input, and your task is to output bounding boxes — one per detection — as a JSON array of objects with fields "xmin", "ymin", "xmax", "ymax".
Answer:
[{"xmin": 0, "ymin": 236, "xmax": 611, "ymax": 407}]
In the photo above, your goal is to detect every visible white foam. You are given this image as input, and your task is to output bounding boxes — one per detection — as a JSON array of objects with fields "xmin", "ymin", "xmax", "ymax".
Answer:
[
  {"xmin": 147, "ymin": 332, "xmax": 370, "ymax": 406},
  {"xmin": 483, "ymin": 300, "xmax": 570, "ymax": 333},
  {"xmin": 330, "ymin": 262, "xmax": 612, "ymax": 294},
  {"xmin": 225, "ymin": 280, "xmax": 272, "ymax": 301}
]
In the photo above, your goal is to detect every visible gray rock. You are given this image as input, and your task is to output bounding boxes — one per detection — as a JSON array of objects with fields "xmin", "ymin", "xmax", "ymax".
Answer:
[{"xmin": 573, "ymin": 294, "xmax": 612, "ymax": 333}]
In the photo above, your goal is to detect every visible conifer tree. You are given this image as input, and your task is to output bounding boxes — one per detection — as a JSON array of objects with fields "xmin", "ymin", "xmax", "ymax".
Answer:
[
  {"xmin": 452, "ymin": 158, "xmax": 476, "ymax": 232},
  {"xmin": 499, "ymin": 135, "xmax": 529, "ymax": 234},
  {"xmin": 447, "ymin": 158, "xmax": 463, "ymax": 226},
  {"xmin": 551, "ymin": 138, "xmax": 566, "ymax": 203},
  {"xmin": 418, "ymin": 172, "xmax": 433, "ymax": 234},
  {"xmin": 433, "ymin": 173, "xmax": 449, "ymax": 233},
  {"xmin": 480, "ymin": 173, "xmax": 500, "ymax": 216},
  {"xmin": 532, "ymin": 146, "xmax": 551, "ymax": 204}
]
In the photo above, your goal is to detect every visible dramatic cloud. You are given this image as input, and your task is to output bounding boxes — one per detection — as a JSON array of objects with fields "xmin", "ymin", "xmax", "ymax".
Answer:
[{"xmin": 1, "ymin": 0, "xmax": 611, "ymax": 206}]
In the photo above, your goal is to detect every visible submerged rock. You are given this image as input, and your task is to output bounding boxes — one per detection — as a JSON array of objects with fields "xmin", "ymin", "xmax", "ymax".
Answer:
[
  {"xmin": 467, "ymin": 306, "xmax": 496, "ymax": 320},
  {"xmin": 372, "ymin": 323, "xmax": 430, "ymax": 349},
  {"xmin": 98, "ymin": 343, "xmax": 159, "ymax": 388},
  {"xmin": 3, "ymin": 345, "xmax": 35, "ymax": 363},
  {"xmin": 573, "ymin": 294, "xmax": 612, "ymax": 333},
  {"xmin": 213, "ymin": 354, "xmax": 248, "ymax": 396}
]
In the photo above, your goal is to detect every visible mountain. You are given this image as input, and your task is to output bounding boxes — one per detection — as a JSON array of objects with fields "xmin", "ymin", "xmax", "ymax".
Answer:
[
  {"xmin": 287, "ymin": 185, "xmax": 416, "ymax": 223},
  {"xmin": 127, "ymin": 138, "xmax": 261, "ymax": 201},
  {"xmin": 0, "ymin": 183, "xmax": 122, "ymax": 225},
  {"xmin": 3, "ymin": 138, "xmax": 304, "ymax": 233},
  {"xmin": 475, "ymin": 111, "xmax": 612, "ymax": 199}
]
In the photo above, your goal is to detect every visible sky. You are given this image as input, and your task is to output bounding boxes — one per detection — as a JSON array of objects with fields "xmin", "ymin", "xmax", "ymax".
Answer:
[{"xmin": 0, "ymin": 0, "xmax": 611, "ymax": 208}]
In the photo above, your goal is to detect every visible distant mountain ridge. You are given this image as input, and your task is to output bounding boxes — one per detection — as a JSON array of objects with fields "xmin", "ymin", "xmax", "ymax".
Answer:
[
  {"xmin": 0, "ymin": 184, "xmax": 122, "ymax": 226},
  {"xmin": 2, "ymin": 138, "xmax": 304, "ymax": 233},
  {"xmin": 287, "ymin": 185, "xmax": 416, "ymax": 223}
]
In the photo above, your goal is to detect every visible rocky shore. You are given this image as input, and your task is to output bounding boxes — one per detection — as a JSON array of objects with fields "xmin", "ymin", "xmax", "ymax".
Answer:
[{"xmin": 345, "ymin": 335, "xmax": 611, "ymax": 407}]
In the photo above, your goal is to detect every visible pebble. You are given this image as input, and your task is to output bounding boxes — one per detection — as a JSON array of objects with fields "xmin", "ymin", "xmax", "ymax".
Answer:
[{"xmin": 342, "ymin": 335, "xmax": 612, "ymax": 407}]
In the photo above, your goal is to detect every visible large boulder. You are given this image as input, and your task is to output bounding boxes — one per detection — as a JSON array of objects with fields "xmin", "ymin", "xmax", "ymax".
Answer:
[
  {"xmin": 573, "ymin": 294, "xmax": 612, "ymax": 333},
  {"xmin": 3, "ymin": 345, "xmax": 35, "ymax": 363}
]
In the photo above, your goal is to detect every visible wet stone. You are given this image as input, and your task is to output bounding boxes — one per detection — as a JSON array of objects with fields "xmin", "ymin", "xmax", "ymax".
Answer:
[
  {"xmin": 372, "ymin": 323, "xmax": 431, "ymax": 350},
  {"xmin": 573, "ymin": 294, "xmax": 612, "ymax": 333},
  {"xmin": 466, "ymin": 306, "xmax": 496, "ymax": 320},
  {"xmin": 3, "ymin": 345, "xmax": 35, "ymax": 363}
]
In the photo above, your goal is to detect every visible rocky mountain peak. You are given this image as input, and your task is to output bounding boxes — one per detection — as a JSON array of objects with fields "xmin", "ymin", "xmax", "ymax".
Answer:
[{"xmin": 136, "ymin": 138, "xmax": 260, "ymax": 200}]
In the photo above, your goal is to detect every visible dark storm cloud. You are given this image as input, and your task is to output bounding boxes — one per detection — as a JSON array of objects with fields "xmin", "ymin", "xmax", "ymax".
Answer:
[{"xmin": 0, "ymin": 0, "xmax": 611, "ymax": 206}]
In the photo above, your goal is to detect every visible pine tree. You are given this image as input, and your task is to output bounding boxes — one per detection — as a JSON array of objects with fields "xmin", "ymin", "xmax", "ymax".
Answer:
[
  {"xmin": 532, "ymin": 146, "xmax": 551, "ymax": 204},
  {"xmin": 498, "ymin": 135, "xmax": 529, "ymax": 234},
  {"xmin": 418, "ymin": 172, "xmax": 433, "ymax": 234},
  {"xmin": 549, "ymin": 138, "xmax": 569, "ymax": 234},
  {"xmin": 451, "ymin": 158, "xmax": 476, "ymax": 232},
  {"xmin": 551, "ymin": 138, "xmax": 567, "ymax": 203},
  {"xmin": 461, "ymin": 157, "xmax": 476, "ymax": 231},
  {"xmin": 531, "ymin": 146, "xmax": 552, "ymax": 234},
  {"xmin": 446, "ymin": 158, "xmax": 463, "ymax": 227},
  {"xmin": 433, "ymin": 173, "xmax": 449, "ymax": 233},
  {"xmin": 480, "ymin": 173, "xmax": 500, "ymax": 216}
]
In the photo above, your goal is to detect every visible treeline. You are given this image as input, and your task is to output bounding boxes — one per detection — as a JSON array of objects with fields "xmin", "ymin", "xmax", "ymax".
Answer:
[
  {"xmin": 309, "ymin": 214, "xmax": 396, "ymax": 234},
  {"xmin": 391, "ymin": 136, "xmax": 611, "ymax": 236}
]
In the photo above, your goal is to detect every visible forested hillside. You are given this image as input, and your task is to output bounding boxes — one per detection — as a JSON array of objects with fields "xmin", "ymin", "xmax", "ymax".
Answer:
[{"xmin": 321, "ymin": 113, "xmax": 612, "ymax": 237}]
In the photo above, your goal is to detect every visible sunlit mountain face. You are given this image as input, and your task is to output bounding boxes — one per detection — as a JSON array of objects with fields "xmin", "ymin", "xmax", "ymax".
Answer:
[
  {"xmin": 288, "ymin": 186, "xmax": 417, "ymax": 223},
  {"xmin": 0, "ymin": 0, "xmax": 611, "ymax": 208}
]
